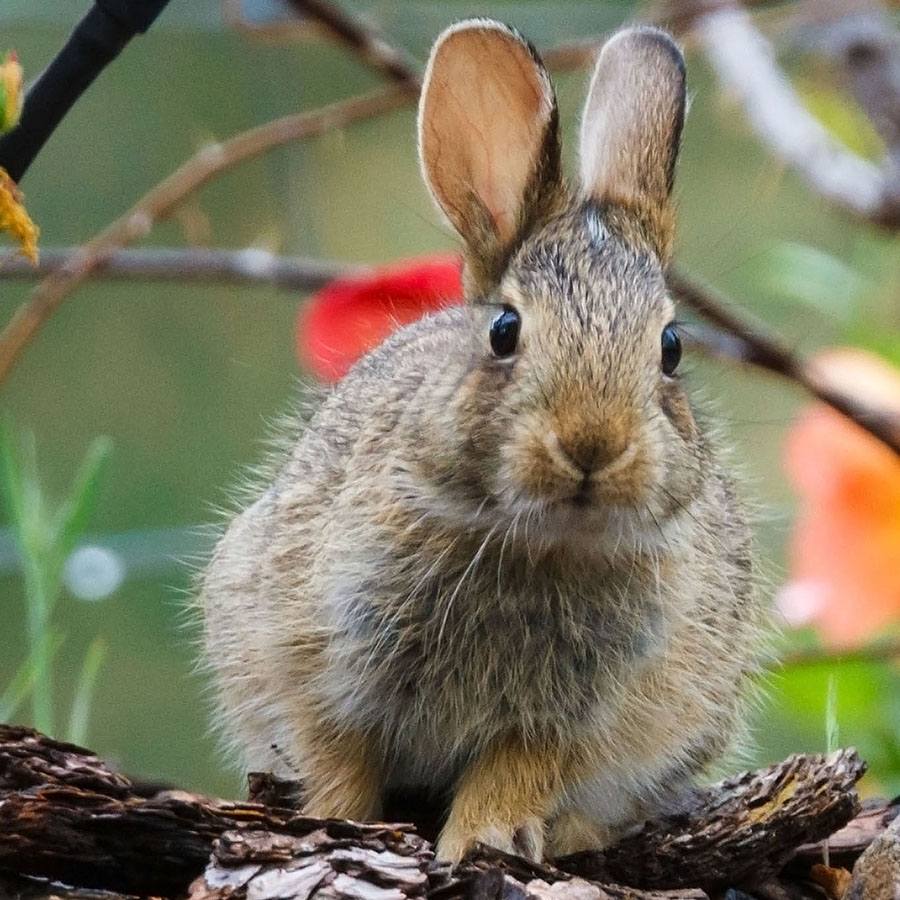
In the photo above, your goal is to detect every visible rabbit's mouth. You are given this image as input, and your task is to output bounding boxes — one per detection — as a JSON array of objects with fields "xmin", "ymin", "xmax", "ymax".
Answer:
[{"xmin": 508, "ymin": 494, "xmax": 679, "ymax": 559}]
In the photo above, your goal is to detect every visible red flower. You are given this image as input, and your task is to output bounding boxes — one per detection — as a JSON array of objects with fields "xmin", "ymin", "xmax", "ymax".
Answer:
[
  {"xmin": 296, "ymin": 253, "xmax": 463, "ymax": 381},
  {"xmin": 779, "ymin": 349, "xmax": 900, "ymax": 648}
]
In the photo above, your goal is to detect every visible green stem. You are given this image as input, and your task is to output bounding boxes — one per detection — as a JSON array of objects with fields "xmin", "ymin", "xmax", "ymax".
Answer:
[
  {"xmin": 22, "ymin": 559, "xmax": 53, "ymax": 735},
  {"xmin": 67, "ymin": 636, "xmax": 106, "ymax": 746}
]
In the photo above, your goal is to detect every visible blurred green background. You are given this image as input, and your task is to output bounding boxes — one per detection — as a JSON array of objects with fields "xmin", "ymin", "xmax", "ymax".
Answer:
[{"xmin": 2, "ymin": 0, "xmax": 899, "ymax": 799}]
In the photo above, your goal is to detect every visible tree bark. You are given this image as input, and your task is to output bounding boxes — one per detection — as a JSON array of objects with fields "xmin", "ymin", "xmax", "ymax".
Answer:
[{"xmin": 0, "ymin": 725, "xmax": 886, "ymax": 900}]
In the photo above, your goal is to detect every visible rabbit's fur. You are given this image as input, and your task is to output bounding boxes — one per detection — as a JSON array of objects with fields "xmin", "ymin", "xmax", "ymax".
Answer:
[{"xmin": 200, "ymin": 20, "xmax": 767, "ymax": 863}]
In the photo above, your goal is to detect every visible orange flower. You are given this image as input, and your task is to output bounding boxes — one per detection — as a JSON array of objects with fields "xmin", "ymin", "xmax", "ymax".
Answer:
[
  {"xmin": 296, "ymin": 253, "xmax": 463, "ymax": 381},
  {"xmin": 0, "ymin": 166, "xmax": 39, "ymax": 264},
  {"xmin": 780, "ymin": 349, "xmax": 900, "ymax": 647}
]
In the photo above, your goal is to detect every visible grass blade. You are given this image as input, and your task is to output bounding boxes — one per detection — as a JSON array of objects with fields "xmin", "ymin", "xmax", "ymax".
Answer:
[
  {"xmin": 0, "ymin": 632, "xmax": 64, "ymax": 722},
  {"xmin": 0, "ymin": 420, "xmax": 25, "ymax": 535},
  {"xmin": 66, "ymin": 636, "xmax": 106, "ymax": 746},
  {"xmin": 52, "ymin": 436, "xmax": 113, "ymax": 575}
]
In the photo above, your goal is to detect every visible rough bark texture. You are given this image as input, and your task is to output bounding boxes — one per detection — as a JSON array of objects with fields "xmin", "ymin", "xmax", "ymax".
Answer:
[
  {"xmin": 0, "ymin": 725, "xmax": 893, "ymax": 900},
  {"xmin": 555, "ymin": 749, "xmax": 867, "ymax": 890}
]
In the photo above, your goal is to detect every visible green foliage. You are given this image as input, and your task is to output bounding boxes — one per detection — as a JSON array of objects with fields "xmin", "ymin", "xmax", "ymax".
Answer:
[
  {"xmin": 0, "ymin": 425, "xmax": 112, "ymax": 741},
  {"xmin": 752, "ymin": 241, "xmax": 869, "ymax": 321}
]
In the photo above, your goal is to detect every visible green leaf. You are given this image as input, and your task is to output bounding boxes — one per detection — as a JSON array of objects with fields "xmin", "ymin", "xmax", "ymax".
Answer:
[
  {"xmin": 752, "ymin": 241, "xmax": 870, "ymax": 321},
  {"xmin": 0, "ymin": 420, "xmax": 26, "ymax": 535},
  {"xmin": 50, "ymin": 436, "xmax": 113, "ymax": 579},
  {"xmin": 66, "ymin": 637, "xmax": 106, "ymax": 746}
]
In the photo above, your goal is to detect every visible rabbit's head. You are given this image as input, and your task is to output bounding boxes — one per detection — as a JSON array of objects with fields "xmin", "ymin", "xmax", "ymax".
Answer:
[{"xmin": 418, "ymin": 21, "xmax": 701, "ymax": 545}]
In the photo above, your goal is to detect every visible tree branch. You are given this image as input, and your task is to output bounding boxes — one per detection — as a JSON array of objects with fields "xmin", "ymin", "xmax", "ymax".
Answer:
[
  {"xmin": 0, "ymin": 247, "xmax": 360, "ymax": 291},
  {"xmin": 668, "ymin": 267, "xmax": 900, "ymax": 457},
  {"xmin": 285, "ymin": 0, "xmax": 422, "ymax": 91},
  {"xmin": 665, "ymin": 0, "xmax": 900, "ymax": 228},
  {"xmin": 0, "ymin": 1, "xmax": 173, "ymax": 182},
  {"xmin": 798, "ymin": 0, "xmax": 900, "ymax": 179},
  {"xmin": 0, "ymin": 15, "xmax": 607, "ymax": 392},
  {"xmin": 4, "ymin": 247, "xmax": 898, "ymax": 460},
  {"xmin": 0, "ymin": 86, "xmax": 408, "ymax": 390}
]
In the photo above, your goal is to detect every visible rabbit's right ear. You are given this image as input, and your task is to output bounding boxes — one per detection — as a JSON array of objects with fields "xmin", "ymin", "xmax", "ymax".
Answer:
[
  {"xmin": 419, "ymin": 20, "xmax": 563, "ymax": 291},
  {"xmin": 579, "ymin": 27, "xmax": 686, "ymax": 262}
]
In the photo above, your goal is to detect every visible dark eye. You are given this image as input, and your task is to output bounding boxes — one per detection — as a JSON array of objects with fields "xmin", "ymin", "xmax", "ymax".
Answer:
[
  {"xmin": 661, "ymin": 323, "xmax": 681, "ymax": 376},
  {"xmin": 490, "ymin": 307, "xmax": 521, "ymax": 358}
]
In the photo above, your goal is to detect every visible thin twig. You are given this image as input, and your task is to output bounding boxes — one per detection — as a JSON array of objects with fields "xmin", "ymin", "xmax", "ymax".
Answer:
[
  {"xmin": 542, "ymin": 37, "xmax": 602, "ymax": 70},
  {"xmin": 669, "ymin": 267, "xmax": 900, "ymax": 457},
  {"xmin": 0, "ymin": 17, "xmax": 609, "ymax": 390},
  {"xmin": 0, "ymin": 247, "xmax": 360, "ymax": 291},
  {"xmin": 0, "ymin": 86, "xmax": 408, "ymax": 389},
  {"xmin": 778, "ymin": 637, "xmax": 900, "ymax": 667},
  {"xmin": 285, "ymin": 0, "xmax": 422, "ymax": 90}
]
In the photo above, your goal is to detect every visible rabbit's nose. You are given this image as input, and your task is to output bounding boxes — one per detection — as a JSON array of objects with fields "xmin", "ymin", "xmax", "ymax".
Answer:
[
  {"xmin": 560, "ymin": 438, "xmax": 600, "ymax": 477},
  {"xmin": 546, "ymin": 430, "xmax": 631, "ymax": 479}
]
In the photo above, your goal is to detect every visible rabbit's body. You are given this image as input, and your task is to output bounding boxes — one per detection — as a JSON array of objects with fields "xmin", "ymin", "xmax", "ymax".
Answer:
[{"xmin": 201, "ymin": 22, "xmax": 766, "ymax": 862}]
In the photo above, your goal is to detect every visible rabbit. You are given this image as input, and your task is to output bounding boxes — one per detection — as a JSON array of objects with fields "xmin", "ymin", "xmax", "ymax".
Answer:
[{"xmin": 199, "ymin": 19, "xmax": 767, "ymax": 865}]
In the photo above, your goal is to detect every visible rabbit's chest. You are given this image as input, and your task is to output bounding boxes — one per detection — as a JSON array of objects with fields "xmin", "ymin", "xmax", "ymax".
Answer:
[{"xmin": 323, "ymin": 551, "xmax": 665, "ymax": 762}]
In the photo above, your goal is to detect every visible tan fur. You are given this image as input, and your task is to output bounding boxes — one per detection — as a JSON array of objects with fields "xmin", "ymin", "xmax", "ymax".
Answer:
[{"xmin": 198, "ymin": 20, "xmax": 768, "ymax": 864}]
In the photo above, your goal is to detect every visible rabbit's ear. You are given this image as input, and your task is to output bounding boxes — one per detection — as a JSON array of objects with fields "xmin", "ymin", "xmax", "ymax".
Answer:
[
  {"xmin": 579, "ymin": 27, "xmax": 685, "ymax": 262},
  {"xmin": 419, "ymin": 20, "xmax": 563, "ymax": 289}
]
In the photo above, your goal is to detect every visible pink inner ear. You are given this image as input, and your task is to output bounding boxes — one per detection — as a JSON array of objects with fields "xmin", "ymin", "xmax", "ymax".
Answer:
[
  {"xmin": 296, "ymin": 254, "xmax": 464, "ymax": 382},
  {"xmin": 421, "ymin": 25, "xmax": 554, "ymax": 247}
]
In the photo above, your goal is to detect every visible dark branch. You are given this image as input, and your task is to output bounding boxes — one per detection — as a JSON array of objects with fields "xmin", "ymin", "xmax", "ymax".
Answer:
[
  {"xmin": 668, "ymin": 267, "xmax": 900, "ymax": 458},
  {"xmin": 0, "ymin": 1, "xmax": 171, "ymax": 182},
  {"xmin": 285, "ymin": 0, "xmax": 422, "ymax": 91}
]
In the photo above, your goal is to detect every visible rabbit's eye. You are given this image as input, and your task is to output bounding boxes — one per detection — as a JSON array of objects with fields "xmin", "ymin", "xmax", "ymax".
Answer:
[
  {"xmin": 661, "ymin": 323, "xmax": 681, "ymax": 375},
  {"xmin": 490, "ymin": 307, "xmax": 521, "ymax": 358}
]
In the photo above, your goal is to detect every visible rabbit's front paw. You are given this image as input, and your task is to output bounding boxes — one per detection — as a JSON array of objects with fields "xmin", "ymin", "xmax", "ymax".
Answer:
[{"xmin": 435, "ymin": 817, "xmax": 544, "ymax": 864}]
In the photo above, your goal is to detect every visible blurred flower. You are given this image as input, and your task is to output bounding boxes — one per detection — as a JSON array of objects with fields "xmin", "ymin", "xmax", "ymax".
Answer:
[
  {"xmin": 296, "ymin": 253, "xmax": 463, "ymax": 381},
  {"xmin": 0, "ymin": 51, "xmax": 23, "ymax": 132},
  {"xmin": 780, "ymin": 348, "xmax": 900, "ymax": 648},
  {"xmin": 0, "ymin": 166, "xmax": 39, "ymax": 264}
]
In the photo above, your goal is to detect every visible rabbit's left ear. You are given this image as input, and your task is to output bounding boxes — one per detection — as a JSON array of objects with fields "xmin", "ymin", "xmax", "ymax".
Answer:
[
  {"xmin": 419, "ymin": 19, "xmax": 563, "ymax": 290},
  {"xmin": 579, "ymin": 27, "xmax": 686, "ymax": 262}
]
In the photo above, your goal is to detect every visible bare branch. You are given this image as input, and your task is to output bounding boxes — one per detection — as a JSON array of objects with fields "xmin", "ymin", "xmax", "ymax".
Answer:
[
  {"xmin": 668, "ymin": 0, "xmax": 900, "ymax": 228},
  {"xmin": 285, "ymin": 0, "xmax": 422, "ymax": 90},
  {"xmin": 668, "ymin": 267, "xmax": 900, "ymax": 457},
  {"xmin": 0, "ymin": 86, "xmax": 408, "ymax": 390},
  {"xmin": 797, "ymin": 1, "xmax": 900, "ymax": 176},
  {"xmin": 777, "ymin": 637, "xmax": 900, "ymax": 668},
  {"xmin": 0, "ymin": 247, "xmax": 360, "ymax": 291}
]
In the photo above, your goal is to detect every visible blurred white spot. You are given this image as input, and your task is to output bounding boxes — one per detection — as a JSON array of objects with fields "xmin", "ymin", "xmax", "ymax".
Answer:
[
  {"xmin": 64, "ymin": 545, "xmax": 125, "ymax": 602},
  {"xmin": 235, "ymin": 247, "xmax": 274, "ymax": 277},
  {"xmin": 777, "ymin": 579, "xmax": 826, "ymax": 628}
]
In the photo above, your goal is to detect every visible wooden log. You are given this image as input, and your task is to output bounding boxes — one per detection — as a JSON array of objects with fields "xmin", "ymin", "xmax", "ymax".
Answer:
[
  {"xmin": 188, "ymin": 830, "xmax": 708, "ymax": 900},
  {"xmin": 554, "ymin": 749, "xmax": 866, "ymax": 891},
  {"xmin": 0, "ymin": 726, "xmax": 876, "ymax": 900},
  {"xmin": 786, "ymin": 796, "xmax": 900, "ymax": 874},
  {"xmin": 841, "ymin": 809, "xmax": 900, "ymax": 900}
]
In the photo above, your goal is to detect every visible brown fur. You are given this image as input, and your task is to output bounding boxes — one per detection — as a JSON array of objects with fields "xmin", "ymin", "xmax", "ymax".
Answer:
[{"xmin": 199, "ymin": 20, "xmax": 768, "ymax": 864}]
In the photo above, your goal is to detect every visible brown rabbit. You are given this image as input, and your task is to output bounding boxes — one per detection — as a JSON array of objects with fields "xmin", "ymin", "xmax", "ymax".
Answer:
[{"xmin": 200, "ymin": 19, "xmax": 767, "ymax": 863}]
